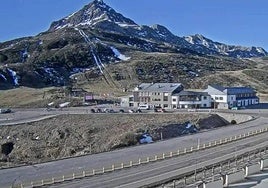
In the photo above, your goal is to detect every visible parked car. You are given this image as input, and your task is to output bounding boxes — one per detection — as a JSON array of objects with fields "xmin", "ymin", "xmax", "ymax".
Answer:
[
  {"xmin": 96, "ymin": 108, "xmax": 102, "ymax": 113},
  {"xmin": 136, "ymin": 109, "xmax": 142, "ymax": 113},
  {"xmin": 104, "ymin": 108, "xmax": 115, "ymax": 113},
  {"xmin": 231, "ymin": 107, "xmax": 238, "ymax": 110},
  {"xmin": 90, "ymin": 109, "xmax": 96, "ymax": 113},
  {"xmin": 119, "ymin": 109, "xmax": 125, "ymax": 113},
  {"xmin": 154, "ymin": 106, "xmax": 166, "ymax": 112},
  {"xmin": 138, "ymin": 104, "xmax": 150, "ymax": 110},
  {"xmin": 0, "ymin": 108, "xmax": 12, "ymax": 114},
  {"xmin": 128, "ymin": 109, "xmax": 134, "ymax": 113}
]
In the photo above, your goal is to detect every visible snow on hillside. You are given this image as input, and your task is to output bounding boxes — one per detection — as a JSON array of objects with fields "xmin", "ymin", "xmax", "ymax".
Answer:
[
  {"xmin": 7, "ymin": 68, "xmax": 19, "ymax": 85},
  {"xmin": 0, "ymin": 73, "xmax": 7, "ymax": 81},
  {"xmin": 110, "ymin": 46, "xmax": 130, "ymax": 61}
]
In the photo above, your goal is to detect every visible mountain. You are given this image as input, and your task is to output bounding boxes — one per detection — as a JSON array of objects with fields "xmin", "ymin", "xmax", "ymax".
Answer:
[
  {"xmin": 48, "ymin": 0, "xmax": 267, "ymax": 58},
  {"xmin": 49, "ymin": 0, "xmax": 139, "ymax": 32},
  {"xmin": 48, "ymin": 0, "xmax": 191, "ymax": 49},
  {"xmin": 184, "ymin": 34, "xmax": 268, "ymax": 58},
  {"xmin": 0, "ymin": 0, "xmax": 267, "ymax": 90}
]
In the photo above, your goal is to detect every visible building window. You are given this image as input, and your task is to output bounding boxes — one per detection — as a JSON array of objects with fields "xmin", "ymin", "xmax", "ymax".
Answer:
[
  {"xmin": 203, "ymin": 96, "xmax": 207, "ymax": 100},
  {"xmin": 163, "ymin": 96, "xmax": 168, "ymax": 101},
  {"xmin": 203, "ymin": 104, "xmax": 207, "ymax": 107},
  {"xmin": 172, "ymin": 98, "xmax": 176, "ymax": 102},
  {"xmin": 219, "ymin": 97, "xmax": 223, "ymax": 100},
  {"xmin": 215, "ymin": 97, "xmax": 219, "ymax": 100},
  {"xmin": 163, "ymin": 104, "xmax": 168, "ymax": 108}
]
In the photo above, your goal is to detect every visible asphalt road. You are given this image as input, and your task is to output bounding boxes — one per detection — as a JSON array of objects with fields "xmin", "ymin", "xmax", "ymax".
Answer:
[
  {"xmin": 1, "ymin": 105, "xmax": 268, "ymax": 126},
  {"xmin": 48, "ymin": 134, "xmax": 268, "ymax": 188},
  {"xmin": 1, "ymin": 115, "xmax": 268, "ymax": 187}
]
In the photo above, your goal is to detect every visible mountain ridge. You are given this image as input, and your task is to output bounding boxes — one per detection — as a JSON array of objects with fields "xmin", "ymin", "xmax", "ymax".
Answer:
[
  {"xmin": 0, "ymin": 0, "xmax": 267, "ymax": 90},
  {"xmin": 184, "ymin": 34, "xmax": 267, "ymax": 58},
  {"xmin": 48, "ymin": 0, "xmax": 267, "ymax": 58}
]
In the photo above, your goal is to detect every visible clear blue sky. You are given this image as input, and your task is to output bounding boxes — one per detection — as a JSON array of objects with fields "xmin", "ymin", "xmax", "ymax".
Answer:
[{"xmin": 0, "ymin": 0, "xmax": 267, "ymax": 50}]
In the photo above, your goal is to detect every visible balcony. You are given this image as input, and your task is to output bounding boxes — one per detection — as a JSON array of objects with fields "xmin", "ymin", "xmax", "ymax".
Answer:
[{"xmin": 178, "ymin": 101, "xmax": 202, "ymax": 105}]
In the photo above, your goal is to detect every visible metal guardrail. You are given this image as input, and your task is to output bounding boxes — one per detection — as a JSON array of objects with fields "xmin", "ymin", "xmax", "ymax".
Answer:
[
  {"xmin": 11, "ymin": 127, "xmax": 268, "ymax": 188},
  {"xmin": 161, "ymin": 147, "xmax": 268, "ymax": 188}
]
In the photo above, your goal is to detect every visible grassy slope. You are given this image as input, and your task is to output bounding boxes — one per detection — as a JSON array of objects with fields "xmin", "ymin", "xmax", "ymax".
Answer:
[{"xmin": 0, "ymin": 56, "xmax": 267, "ymax": 107}]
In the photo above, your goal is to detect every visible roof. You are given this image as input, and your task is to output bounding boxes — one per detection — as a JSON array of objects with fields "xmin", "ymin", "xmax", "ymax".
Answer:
[
  {"xmin": 225, "ymin": 87, "xmax": 256, "ymax": 95},
  {"xmin": 208, "ymin": 85, "xmax": 256, "ymax": 95},
  {"xmin": 208, "ymin": 84, "xmax": 225, "ymax": 92},
  {"xmin": 137, "ymin": 83, "xmax": 182, "ymax": 93}
]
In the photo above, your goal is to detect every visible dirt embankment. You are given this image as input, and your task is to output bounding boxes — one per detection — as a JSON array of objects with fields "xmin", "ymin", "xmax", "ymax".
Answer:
[{"xmin": 0, "ymin": 113, "xmax": 244, "ymax": 168}]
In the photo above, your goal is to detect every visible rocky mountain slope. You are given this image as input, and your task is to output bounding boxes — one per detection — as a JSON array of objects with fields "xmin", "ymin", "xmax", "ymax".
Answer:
[
  {"xmin": 0, "ymin": 0, "xmax": 267, "ymax": 90},
  {"xmin": 184, "ymin": 34, "xmax": 267, "ymax": 58}
]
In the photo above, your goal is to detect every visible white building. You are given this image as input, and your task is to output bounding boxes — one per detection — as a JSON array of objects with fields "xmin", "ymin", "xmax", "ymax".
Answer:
[
  {"xmin": 204, "ymin": 85, "xmax": 259, "ymax": 109},
  {"xmin": 132, "ymin": 83, "xmax": 184, "ymax": 109},
  {"xmin": 120, "ymin": 95, "xmax": 134, "ymax": 108},
  {"xmin": 171, "ymin": 91, "xmax": 211, "ymax": 109}
]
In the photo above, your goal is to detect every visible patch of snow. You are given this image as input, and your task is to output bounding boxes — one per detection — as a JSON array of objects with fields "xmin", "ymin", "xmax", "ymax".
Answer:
[
  {"xmin": 201, "ymin": 39, "xmax": 209, "ymax": 48},
  {"xmin": 185, "ymin": 36, "xmax": 194, "ymax": 44},
  {"xmin": 138, "ymin": 31, "xmax": 147, "ymax": 37},
  {"xmin": 92, "ymin": 54, "xmax": 104, "ymax": 73},
  {"xmin": 65, "ymin": 12, "xmax": 77, "ymax": 20},
  {"xmin": 186, "ymin": 123, "xmax": 192, "ymax": 129},
  {"xmin": 70, "ymin": 68, "xmax": 91, "ymax": 74},
  {"xmin": 139, "ymin": 133, "xmax": 153, "ymax": 144},
  {"xmin": 92, "ymin": 13, "xmax": 106, "ymax": 22},
  {"xmin": 188, "ymin": 71, "xmax": 199, "ymax": 77},
  {"xmin": 110, "ymin": 46, "xmax": 131, "ymax": 61},
  {"xmin": 158, "ymin": 33, "xmax": 166, "ymax": 38},
  {"xmin": 59, "ymin": 102, "xmax": 70, "ymax": 108},
  {"xmin": 0, "ymin": 73, "xmax": 7, "ymax": 81},
  {"xmin": 115, "ymin": 22, "xmax": 139, "ymax": 28},
  {"xmin": 47, "ymin": 102, "xmax": 54, "ymax": 106},
  {"xmin": 256, "ymin": 47, "xmax": 264, "ymax": 54},
  {"xmin": 98, "ymin": 3, "xmax": 107, "ymax": 9},
  {"xmin": 44, "ymin": 68, "xmax": 56, "ymax": 77},
  {"xmin": 22, "ymin": 49, "xmax": 30, "ymax": 59},
  {"xmin": 7, "ymin": 68, "xmax": 19, "ymax": 85},
  {"xmin": 76, "ymin": 28, "xmax": 104, "ymax": 73},
  {"xmin": 55, "ymin": 23, "xmax": 73, "ymax": 30}
]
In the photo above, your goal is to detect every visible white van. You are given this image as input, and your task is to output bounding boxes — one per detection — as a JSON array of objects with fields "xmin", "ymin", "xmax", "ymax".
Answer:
[{"xmin": 138, "ymin": 104, "xmax": 150, "ymax": 110}]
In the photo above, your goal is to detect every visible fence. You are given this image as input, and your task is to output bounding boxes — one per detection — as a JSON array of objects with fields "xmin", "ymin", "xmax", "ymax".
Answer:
[{"xmin": 12, "ymin": 127, "xmax": 268, "ymax": 188}]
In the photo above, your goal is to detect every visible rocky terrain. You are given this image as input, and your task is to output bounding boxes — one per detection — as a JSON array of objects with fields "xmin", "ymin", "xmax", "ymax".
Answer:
[
  {"xmin": 0, "ymin": 0, "xmax": 267, "ymax": 91},
  {"xmin": 0, "ymin": 113, "xmax": 237, "ymax": 168}
]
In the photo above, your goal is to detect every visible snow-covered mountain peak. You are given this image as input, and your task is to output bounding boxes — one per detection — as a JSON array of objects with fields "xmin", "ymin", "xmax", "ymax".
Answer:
[
  {"xmin": 49, "ymin": 0, "xmax": 138, "ymax": 31},
  {"xmin": 184, "ymin": 34, "xmax": 268, "ymax": 58},
  {"xmin": 184, "ymin": 34, "xmax": 212, "ymax": 47}
]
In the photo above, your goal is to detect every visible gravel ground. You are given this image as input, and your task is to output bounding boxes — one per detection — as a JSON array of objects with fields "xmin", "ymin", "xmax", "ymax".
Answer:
[{"xmin": 0, "ymin": 113, "xmax": 229, "ymax": 167}]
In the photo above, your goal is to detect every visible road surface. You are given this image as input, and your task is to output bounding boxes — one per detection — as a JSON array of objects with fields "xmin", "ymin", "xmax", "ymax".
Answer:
[{"xmin": 1, "ymin": 116, "xmax": 268, "ymax": 187}]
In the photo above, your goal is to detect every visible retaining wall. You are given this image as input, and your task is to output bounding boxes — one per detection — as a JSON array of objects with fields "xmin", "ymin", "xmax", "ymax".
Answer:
[
  {"xmin": 245, "ymin": 163, "xmax": 260, "ymax": 177},
  {"xmin": 225, "ymin": 170, "xmax": 245, "ymax": 186}
]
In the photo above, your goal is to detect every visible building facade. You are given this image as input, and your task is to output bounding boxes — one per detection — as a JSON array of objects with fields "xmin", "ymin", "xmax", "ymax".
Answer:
[
  {"xmin": 204, "ymin": 85, "xmax": 259, "ymax": 109},
  {"xmin": 120, "ymin": 83, "xmax": 259, "ymax": 110},
  {"xmin": 120, "ymin": 95, "xmax": 134, "ymax": 108},
  {"xmin": 172, "ymin": 91, "xmax": 211, "ymax": 109},
  {"xmin": 133, "ymin": 83, "xmax": 184, "ymax": 109}
]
